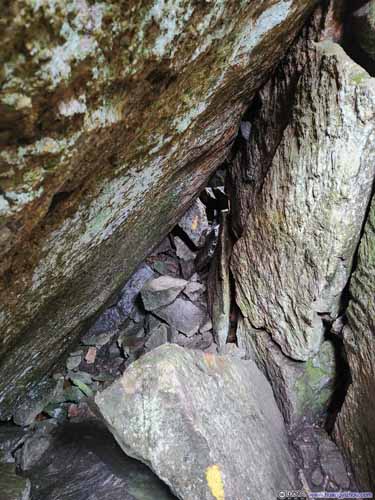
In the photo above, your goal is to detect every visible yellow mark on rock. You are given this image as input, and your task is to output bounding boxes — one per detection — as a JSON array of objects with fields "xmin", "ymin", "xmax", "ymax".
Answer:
[
  {"xmin": 191, "ymin": 215, "xmax": 198, "ymax": 231},
  {"xmin": 206, "ymin": 464, "xmax": 225, "ymax": 500}
]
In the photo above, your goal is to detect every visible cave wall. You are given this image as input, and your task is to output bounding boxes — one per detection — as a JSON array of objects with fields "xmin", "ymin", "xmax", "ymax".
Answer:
[{"xmin": 0, "ymin": 0, "xmax": 319, "ymax": 418}]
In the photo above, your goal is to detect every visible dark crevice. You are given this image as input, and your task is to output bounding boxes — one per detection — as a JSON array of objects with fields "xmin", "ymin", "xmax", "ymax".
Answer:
[
  {"xmin": 47, "ymin": 190, "xmax": 74, "ymax": 215},
  {"xmin": 324, "ymin": 329, "xmax": 352, "ymax": 434}
]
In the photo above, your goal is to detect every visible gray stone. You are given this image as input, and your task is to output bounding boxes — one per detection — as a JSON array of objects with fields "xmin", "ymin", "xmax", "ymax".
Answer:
[
  {"xmin": 13, "ymin": 377, "xmax": 63, "ymax": 427},
  {"xmin": 81, "ymin": 329, "xmax": 118, "ymax": 347},
  {"xmin": 220, "ymin": 343, "xmax": 246, "ymax": 359},
  {"xmin": 208, "ymin": 211, "xmax": 232, "ymax": 350},
  {"xmin": 141, "ymin": 276, "xmax": 187, "ymax": 311},
  {"xmin": 177, "ymin": 198, "xmax": 210, "ymax": 248},
  {"xmin": 66, "ymin": 354, "xmax": 82, "ymax": 371},
  {"xmin": 334, "ymin": 194, "xmax": 375, "ymax": 490},
  {"xmin": 16, "ymin": 433, "xmax": 53, "ymax": 472},
  {"xmin": 117, "ymin": 264, "xmax": 155, "ymax": 318},
  {"xmin": 184, "ymin": 281, "xmax": 206, "ymax": 302},
  {"xmin": 200, "ymin": 319, "xmax": 213, "ymax": 333},
  {"xmin": 311, "ymin": 467, "xmax": 324, "ymax": 487},
  {"xmin": 144, "ymin": 320, "xmax": 170, "ymax": 353},
  {"xmin": 96, "ymin": 344, "xmax": 297, "ymax": 500},
  {"xmin": 0, "ymin": 463, "xmax": 31, "ymax": 500},
  {"xmin": 352, "ymin": 1, "xmax": 375, "ymax": 60},
  {"xmin": 237, "ymin": 318, "xmax": 336, "ymax": 427},
  {"xmin": 0, "ymin": 426, "xmax": 28, "ymax": 464},
  {"xmin": 318, "ymin": 436, "xmax": 350, "ymax": 489},
  {"xmin": 153, "ymin": 298, "xmax": 205, "ymax": 337},
  {"xmin": 231, "ymin": 40, "xmax": 375, "ymax": 361},
  {"xmin": 174, "ymin": 236, "xmax": 196, "ymax": 262},
  {"xmin": 195, "ymin": 225, "xmax": 219, "ymax": 271}
]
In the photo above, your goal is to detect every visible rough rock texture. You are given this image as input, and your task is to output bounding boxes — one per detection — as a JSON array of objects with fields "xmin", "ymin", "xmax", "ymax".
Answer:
[
  {"xmin": 237, "ymin": 317, "xmax": 336, "ymax": 427},
  {"xmin": 141, "ymin": 276, "xmax": 187, "ymax": 311},
  {"xmin": 0, "ymin": 463, "xmax": 31, "ymax": 500},
  {"xmin": 95, "ymin": 344, "xmax": 297, "ymax": 500},
  {"xmin": 0, "ymin": 0, "xmax": 318, "ymax": 419},
  {"xmin": 207, "ymin": 211, "xmax": 232, "ymax": 350},
  {"xmin": 334, "ymin": 195, "xmax": 375, "ymax": 491},
  {"xmin": 230, "ymin": 40, "xmax": 375, "ymax": 361},
  {"xmin": 23, "ymin": 420, "xmax": 176, "ymax": 500},
  {"xmin": 352, "ymin": 1, "xmax": 375, "ymax": 60}
]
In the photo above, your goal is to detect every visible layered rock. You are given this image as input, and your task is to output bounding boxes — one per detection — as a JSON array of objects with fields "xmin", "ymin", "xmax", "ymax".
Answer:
[
  {"xmin": 237, "ymin": 317, "xmax": 336, "ymax": 428},
  {"xmin": 230, "ymin": 40, "xmax": 375, "ymax": 361},
  {"xmin": 0, "ymin": 0, "xmax": 318, "ymax": 419},
  {"xmin": 334, "ymin": 195, "xmax": 375, "ymax": 491},
  {"xmin": 95, "ymin": 344, "xmax": 297, "ymax": 500}
]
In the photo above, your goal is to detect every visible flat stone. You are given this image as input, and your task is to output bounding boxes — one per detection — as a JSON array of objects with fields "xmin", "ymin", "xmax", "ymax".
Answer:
[
  {"xmin": 153, "ymin": 298, "xmax": 205, "ymax": 337},
  {"xmin": 0, "ymin": 463, "xmax": 31, "ymax": 500},
  {"xmin": 66, "ymin": 354, "xmax": 82, "ymax": 371},
  {"xmin": 16, "ymin": 432, "xmax": 53, "ymax": 472},
  {"xmin": 145, "ymin": 323, "xmax": 170, "ymax": 353},
  {"xmin": 318, "ymin": 436, "xmax": 350, "ymax": 489},
  {"xmin": 141, "ymin": 276, "xmax": 187, "ymax": 311},
  {"xmin": 95, "ymin": 344, "xmax": 297, "ymax": 500},
  {"xmin": 81, "ymin": 329, "xmax": 118, "ymax": 348},
  {"xmin": 177, "ymin": 198, "xmax": 210, "ymax": 248},
  {"xmin": 85, "ymin": 347, "xmax": 97, "ymax": 364},
  {"xmin": 0, "ymin": 426, "xmax": 28, "ymax": 463},
  {"xmin": 174, "ymin": 237, "xmax": 195, "ymax": 262},
  {"xmin": 184, "ymin": 281, "xmax": 206, "ymax": 302}
]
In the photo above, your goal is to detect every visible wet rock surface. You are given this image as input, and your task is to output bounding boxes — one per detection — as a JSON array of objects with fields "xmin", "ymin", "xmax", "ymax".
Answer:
[
  {"xmin": 95, "ymin": 344, "xmax": 297, "ymax": 500},
  {"xmin": 21, "ymin": 420, "xmax": 176, "ymax": 500}
]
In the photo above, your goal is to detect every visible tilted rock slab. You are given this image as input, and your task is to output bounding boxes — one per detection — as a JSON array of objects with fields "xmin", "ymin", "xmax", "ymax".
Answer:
[
  {"xmin": 334, "ymin": 195, "xmax": 375, "ymax": 491},
  {"xmin": 231, "ymin": 40, "xmax": 375, "ymax": 361},
  {"xmin": 95, "ymin": 344, "xmax": 297, "ymax": 500},
  {"xmin": 0, "ymin": 0, "xmax": 318, "ymax": 419}
]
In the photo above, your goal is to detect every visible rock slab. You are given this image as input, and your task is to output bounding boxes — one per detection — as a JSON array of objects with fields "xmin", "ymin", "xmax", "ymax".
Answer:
[
  {"xmin": 334, "ymin": 194, "xmax": 375, "ymax": 491},
  {"xmin": 231, "ymin": 40, "xmax": 375, "ymax": 361},
  {"xmin": 95, "ymin": 344, "xmax": 297, "ymax": 500}
]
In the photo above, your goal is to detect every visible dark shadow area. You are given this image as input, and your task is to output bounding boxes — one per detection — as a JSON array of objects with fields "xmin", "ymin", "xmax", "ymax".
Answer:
[{"xmin": 23, "ymin": 419, "xmax": 176, "ymax": 500}]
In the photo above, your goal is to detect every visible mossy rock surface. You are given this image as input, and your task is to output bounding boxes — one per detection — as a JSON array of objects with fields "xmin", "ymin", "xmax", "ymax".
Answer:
[{"xmin": 0, "ymin": 0, "xmax": 317, "ymax": 419}]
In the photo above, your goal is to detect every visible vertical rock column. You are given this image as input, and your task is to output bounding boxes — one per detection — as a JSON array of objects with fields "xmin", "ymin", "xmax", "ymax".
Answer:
[
  {"xmin": 231, "ymin": 41, "xmax": 375, "ymax": 362},
  {"xmin": 334, "ymin": 196, "xmax": 375, "ymax": 491}
]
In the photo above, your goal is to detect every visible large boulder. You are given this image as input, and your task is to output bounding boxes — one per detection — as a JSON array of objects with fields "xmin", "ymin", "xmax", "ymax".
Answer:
[
  {"xmin": 0, "ymin": 0, "xmax": 318, "ymax": 419},
  {"xmin": 334, "ymin": 195, "xmax": 375, "ymax": 491},
  {"xmin": 95, "ymin": 344, "xmax": 297, "ymax": 500},
  {"xmin": 230, "ymin": 39, "xmax": 375, "ymax": 361}
]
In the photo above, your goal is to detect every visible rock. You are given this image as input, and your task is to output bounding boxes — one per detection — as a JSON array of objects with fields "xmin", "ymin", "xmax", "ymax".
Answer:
[
  {"xmin": 0, "ymin": 426, "xmax": 28, "ymax": 464},
  {"xmin": 311, "ymin": 468, "xmax": 324, "ymax": 487},
  {"xmin": 152, "ymin": 258, "xmax": 180, "ymax": 277},
  {"xmin": 334, "ymin": 194, "xmax": 375, "ymax": 490},
  {"xmin": 200, "ymin": 319, "xmax": 212, "ymax": 333},
  {"xmin": 0, "ymin": 0, "xmax": 319, "ymax": 419},
  {"xmin": 85, "ymin": 347, "xmax": 97, "ymax": 364},
  {"xmin": 66, "ymin": 354, "xmax": 82, "ymax": 371},
  {"xmin": 179, "ymin": 259, "xmax": 196, "ymax": 280},
  {"xmin": 13, "ymin": 377, "xmax": 63, "ymax": 427},
  {"xmin": 352, "ymin": 1, "xmax": 375, "ymax": 60},
  {"xmin": 208, "ymin": 211, "xmax": 232, "ymax": 350},
  {"xmin": 153, "ymin": 237, "xmax": 172, "ymax": 255},
  {"xmin": 237, "ymin": 318, "xmax": 336, "ymax": 427},
  {"xmin": 220, "ymin": 343, "xmax": 246, "ymax": 359},
  {"xmin": 195, "ymin": 225, "xmax": 219, "ymax": 271},
  {"xmin": 24, "ymin": 420, "xmax": 175, "ymax": 500},
  {"xmin": 184, "ymin": 281, "xmax": 206, "ymax": 301},
  {"xmin": 0, "ymin": 463, "xmax": 31, "ymax": 500},
  {"xmin": 96, "ymin": 344, "xmax": 297, "ymax": 500},
  {"xmin": 174, "ymin": 236, "xmax": 196, "ymax": 262},
  {"xmin": 16, "ymin": 433, "xmax": 53, "ymax": 472},
  {"xmin": 144, "ymin": 317, "xmax": 170, "ymax": 353},
  {"xmin": 117, "ymin": 264, "xmax": 155, "ymax": 318},
  {"xmin": 318, "ymin": 436, "xmax": 350, "ymax": 489},
  {"xmin": 81, "ymin": 329, "xmax": 117, "ymax": 347},
  {"xmin": 230, "ymin": 39, "xmax": 375, "ymax": 361},
  {"xmin": 177, "ymin": 198, "xmax": 210, "ymax": 247},
  {"xmin": 141, "ymin": 276, "xmax": 187, "ymax": 311},
  {"xmin": 153, "ymin": 298, "xmax": 205, "ymax": 337}
]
